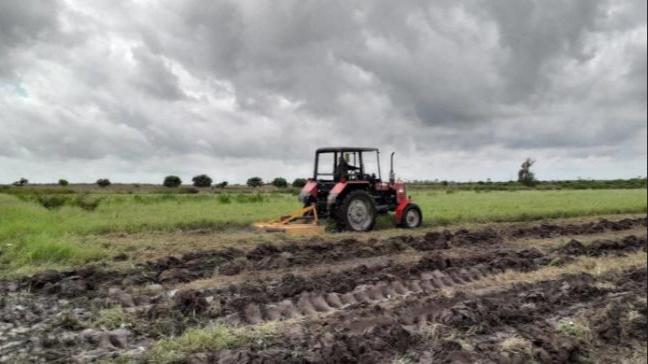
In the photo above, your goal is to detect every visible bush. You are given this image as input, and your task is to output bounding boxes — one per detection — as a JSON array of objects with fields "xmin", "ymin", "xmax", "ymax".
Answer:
[
  {"xmin": 215, "ymin": 181, "xmax": 228, "ymax": 189},
  {"xmin": 217, "ymin": 194, "xmax": 232, "ymax": 204},
  {"xmin": 30, "ymin": 193, "xmax": 102, "ymax": 211},
  {"xmin": 271, "ymin": 177, "xmax": 288, "ymax": 188},
  {"xmin": 292, "ymin": 178, "xmax": 307, "ymax": 188},
  {"xmin": 180, "ymin": 187, "xmax": 200, "ymax": 194},
  {"xmin": 247, "ymin": 177, "xmax": 263, "ymax": 188},
  {"xmin": 13, "ymin": 178, "xmax": 28, "ymax": 187},
  {"xmin": 163, "ymin": 176, "xmax": 182, "ymax": 188},
  {"xmin": 58, "ymin": 179, "xmax": 69, "ymax": 186},
  {"xmin": 96, "ymin": 179, "xmax": 111, "ymax": 188},
  {"xmin": 36, "ymin": 195, "xmax": 69, "ymax": 209},
  {"xmin": 235, "ymin": 193, "xmax": 265, "ymax": 203},
  {"xmin": 192, "ymin": 175, "xmax": 213, "ymax": 188},
  {"xmin": 74, "ymin": 194, "xmax": 103, "ymax": 211}
]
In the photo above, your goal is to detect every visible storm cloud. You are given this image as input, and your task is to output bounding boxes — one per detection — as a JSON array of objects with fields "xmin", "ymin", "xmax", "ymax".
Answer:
[{"xmin": 0, "ymin": 0, "xmax": 646, "ymax": 183}]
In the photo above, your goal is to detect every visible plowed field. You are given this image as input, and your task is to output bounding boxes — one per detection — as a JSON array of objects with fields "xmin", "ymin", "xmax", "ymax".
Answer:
[{"xmin": 1, "ymin": 216, "xmax": 646, "ymax": 363}]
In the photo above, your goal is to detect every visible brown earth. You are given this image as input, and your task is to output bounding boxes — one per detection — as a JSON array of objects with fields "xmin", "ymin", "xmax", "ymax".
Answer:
[{"xmin": 0, "ymin": 216, "xmax": 646, "ymax": 363}]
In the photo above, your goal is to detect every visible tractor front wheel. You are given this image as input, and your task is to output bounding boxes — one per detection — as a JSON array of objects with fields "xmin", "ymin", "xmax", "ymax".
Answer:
[
  {"xmin": 399, "ymin": 204, "xmax": 423, "ymax": 228},
  {"xmin": 336, "ymin": 190, "xmax": 377, "ymax": 232}
]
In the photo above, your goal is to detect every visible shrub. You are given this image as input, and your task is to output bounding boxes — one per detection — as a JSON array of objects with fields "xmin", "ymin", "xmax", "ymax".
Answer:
[
  {"xmin": 58, "ymin": 179, "xmax": 69, "ymax": 187},
  {"xmin": 215, "ymin": 181, "xmax": 228, "ymax": 189},
  {"xmin": 247, "ymin": 177, "xmax": 263, "ymax": 188},
  {"xmin": 96, "ymin": 179, "xmax": 111, "ymax": 188},
  {"xmin": 217, "ymin": 194, "xmax": 232, "ymax": 204},
  {"xmin": 36, "ymin": 195, "xmax": 69, "ymax": 210},
  {"xmin": 180, "ymin": 187, "xmax": 200, "ymax": 194},
  {"xmin": 74, "ymin": 194, "xmax": 103, "ymax": 211},
  {"xmin": 163, "ymin": 176, "xmax": 182, "ymax": 188},
  {"xmin": 235, "ymin": 193, "xmax": 265, "ymax": 203},
  {"xmin": 192, "ymin": 175, "xmax": 213, "ymax": 188},
  {"xmin": 292, "ymin": 178, "xmax": 307, "ymax": 188},
  {"xmin": 271, "ymin": 177, "xmax": 288, "ymax": 188},
  {"xmin": 13, "ymin": 178, "xmax": 28, "ymax": 187}
]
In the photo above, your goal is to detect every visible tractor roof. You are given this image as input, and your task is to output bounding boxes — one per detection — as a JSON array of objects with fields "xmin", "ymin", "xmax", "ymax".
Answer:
[{"xmin": 316, "ymin": 147, "xmax": 379, "ymax": 153}]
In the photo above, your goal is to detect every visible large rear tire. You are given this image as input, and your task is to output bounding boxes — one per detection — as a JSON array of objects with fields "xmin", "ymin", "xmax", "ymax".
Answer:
[
  {"xmin": 399, "ymin": 204, "xmax": 423, "ymax": 228},
  {"xmin": 335, "ymin": 190, "xmax": 377, "ymax": 232}
]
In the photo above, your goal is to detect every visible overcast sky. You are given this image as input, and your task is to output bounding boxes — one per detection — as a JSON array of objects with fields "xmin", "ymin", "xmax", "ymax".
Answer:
[{"xmin": 0, "ymin": 0, "xmax": 646, "ymax": 184}]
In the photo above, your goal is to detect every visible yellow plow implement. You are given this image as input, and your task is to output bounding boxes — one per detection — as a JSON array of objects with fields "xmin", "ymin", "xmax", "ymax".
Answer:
[{"xmin": 252, "ymin": 204, "xmax": 326, "ymax": 236}]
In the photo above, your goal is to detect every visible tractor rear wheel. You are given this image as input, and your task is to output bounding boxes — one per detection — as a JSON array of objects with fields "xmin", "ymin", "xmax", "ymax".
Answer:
[
  {"xmin": 400, "ymin": 204, "xmax": 422, "ymax": 228},
  {"xmin": 335, "ymin": 190, "xmax": 377, "ymax": 232}
]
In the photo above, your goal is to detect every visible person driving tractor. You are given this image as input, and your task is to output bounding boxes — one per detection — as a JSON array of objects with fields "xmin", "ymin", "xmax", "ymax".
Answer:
[{"xmin": 336, "ymin": 153, "xmax": 359, "ymax": 181}]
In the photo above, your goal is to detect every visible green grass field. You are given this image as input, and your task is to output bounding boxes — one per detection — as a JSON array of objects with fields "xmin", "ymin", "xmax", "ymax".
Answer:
[{"xmin": 0, "ymin": 189, "xmax": 646, "ymax": 274}]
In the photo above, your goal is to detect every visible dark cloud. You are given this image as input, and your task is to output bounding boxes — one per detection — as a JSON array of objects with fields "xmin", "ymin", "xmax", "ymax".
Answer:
[{"xmin": 0, "ymin": 0, "xmax": 645, "ymax": 183}]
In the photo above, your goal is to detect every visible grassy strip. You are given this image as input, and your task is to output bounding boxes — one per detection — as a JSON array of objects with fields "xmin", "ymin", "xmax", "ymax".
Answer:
[
  {"xmin": 417, "ymin": 189, "xmax": 647, "ymax": 226},
  {"xmin": 147, "ymin": 323, "xmax": 281, "ymax": 364},
  {"xmin": 0, "ymin": 189, "xmax": 645, "ymax": 274}
]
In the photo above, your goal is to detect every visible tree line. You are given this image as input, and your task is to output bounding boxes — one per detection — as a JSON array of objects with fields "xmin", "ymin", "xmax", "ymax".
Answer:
[{"xmin": 11, "ymin": 176, "xmax": 308, "ymax": 189}]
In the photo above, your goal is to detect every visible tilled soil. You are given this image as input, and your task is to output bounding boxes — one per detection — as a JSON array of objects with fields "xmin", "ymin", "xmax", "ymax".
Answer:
[{"xmin": 0, "ymin": 216, "xmax": 646, "ymax": 363}]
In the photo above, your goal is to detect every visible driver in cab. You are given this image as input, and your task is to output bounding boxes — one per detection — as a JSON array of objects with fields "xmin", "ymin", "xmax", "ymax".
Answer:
[{"xmin": 336, "ymin": 154, "xmax": 359, "ymax": 181}]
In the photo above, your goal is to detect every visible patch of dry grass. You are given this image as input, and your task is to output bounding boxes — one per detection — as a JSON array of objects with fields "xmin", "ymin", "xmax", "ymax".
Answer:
[{"xmin": 439, "ymin": 252, "xmax": 647, "ymax": 298}]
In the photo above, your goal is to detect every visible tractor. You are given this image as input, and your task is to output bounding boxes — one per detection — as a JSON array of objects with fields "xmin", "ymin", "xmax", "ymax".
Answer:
[{"xmin": 254, "ymin": 147, "xmax": 423, "ymax": 234}]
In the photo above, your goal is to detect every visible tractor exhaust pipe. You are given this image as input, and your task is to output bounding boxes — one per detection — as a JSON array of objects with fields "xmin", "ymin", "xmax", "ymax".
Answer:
[{"xmin": 389, "ymin": 152, "xmax": 396, "ymax": 185}]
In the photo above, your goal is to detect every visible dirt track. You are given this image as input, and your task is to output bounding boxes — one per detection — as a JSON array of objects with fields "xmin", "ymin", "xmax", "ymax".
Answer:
[{"xmin": 0, "ymin": 216, "xmax": 646, "ymax": 363}]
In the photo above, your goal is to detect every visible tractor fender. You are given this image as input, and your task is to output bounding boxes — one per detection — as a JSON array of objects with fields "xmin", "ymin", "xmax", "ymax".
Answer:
[
  {"xmin": 327, "ymin": 181, "xmax": 370, "ymax": 206},
  {"xmin": 299, "ymin": 181, "xmax": 318, "ymax": 204},
  {"xmin": 326, "ymin": 182, "xmax": 348, "ymax": 206},
  {"xmin": 395, "ymin": 200, "xmax": 411, "ymax": 221}
]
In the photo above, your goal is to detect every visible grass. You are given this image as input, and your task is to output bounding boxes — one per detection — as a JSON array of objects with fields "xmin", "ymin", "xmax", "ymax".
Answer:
[
  {"xmin": 415, "ymin": 189, "xmax": 647, "ymax": 225},
  {"xmin": 556, "ymin": 320, "xmax": 593, "ymax": 343},
  {"xmin": 0, "ymin": 189, "xmax": 645, "ymax": 275},
  {"xmin": 94, "ymin": 307, "xmax": 140, "ymax": 331},
  {"xmin": 439, "ymin": 252, "xmax": 648, "ymax": 297},
  {"xmin": 147, "ymin": 323, "xmax": 279, "ymax": 364},
  {"xmin": 500, "ymin": 337, "xmax": 535, "ymax": 362}
]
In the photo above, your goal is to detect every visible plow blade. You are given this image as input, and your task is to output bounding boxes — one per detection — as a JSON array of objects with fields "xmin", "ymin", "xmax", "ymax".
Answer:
[{"xmin": 252, "ymin": 204, "xmax": 326, "ymax": 236}]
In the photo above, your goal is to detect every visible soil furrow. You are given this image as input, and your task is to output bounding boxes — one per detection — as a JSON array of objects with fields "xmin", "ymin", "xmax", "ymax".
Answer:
[{"xmin": 195, "ymin": 267, "xmax": 647, "ymax": 364}]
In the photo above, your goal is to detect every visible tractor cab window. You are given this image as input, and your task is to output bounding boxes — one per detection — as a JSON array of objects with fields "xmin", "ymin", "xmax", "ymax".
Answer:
[
  {"xmin": 362, "ymin": 151, "xmax": 381, "ymax": 181},
  {"xmin": 315, "ymin": 152, "xmax": 336, "ymax": 181}
]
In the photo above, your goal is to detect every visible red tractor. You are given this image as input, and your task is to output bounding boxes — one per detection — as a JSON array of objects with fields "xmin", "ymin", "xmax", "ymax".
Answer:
[{"xmin": 297, "ymin": 147, "xmax": 422, "ymax": 232}]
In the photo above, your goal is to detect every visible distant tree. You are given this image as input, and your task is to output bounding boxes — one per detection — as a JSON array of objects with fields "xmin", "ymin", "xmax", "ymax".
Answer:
[
  {"xmin": 247, "ymin": 177, "xmax": 264, "ymax": 188},
  {"xmin": 58, "ymin": 179, "xmax": 69, "ymax": 186},
  {"xmin": 192, "ymin": 174, "xmax": 213, "ymax": 188},
  {"xmin": 96, "ymin": 179, "xmax": 111, "ymax": 188},
  {"xmin": 13, "ymin": 178, "xmax": 28, "ymax": 187},
  {"xmin": 292, "ymin": 178, "xmax": 308, "ymax": 188},
  {"xmin": 215, "ymin": 181, "xmax": 229, "ymax": 189},
  {"xmin": 271, "ymin": 177, "xmax": 288, "ymax": 188},
  {"xmin": 163, "ymin": 175, "xmax": 182, "ymax": 188},
  {"xmin": 518, "ymin": 158, "xmax": 537, "ymax": 187}
]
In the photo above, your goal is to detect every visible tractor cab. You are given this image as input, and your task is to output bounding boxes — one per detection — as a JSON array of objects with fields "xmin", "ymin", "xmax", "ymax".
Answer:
[{"xmin": 312, "ymin": 147, "xmax": 380, "ymax": 184}]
